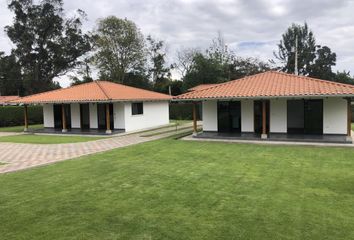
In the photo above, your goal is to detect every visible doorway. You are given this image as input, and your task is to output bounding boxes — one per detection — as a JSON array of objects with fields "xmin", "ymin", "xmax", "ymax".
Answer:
[
  {"xmin": 80, "ymin": 104, "xmax": 90, "ymax": 129},
  {"xmin": 97, "ymin": 103, "xmax": 114, "ymax": 130},
  {"xmin": 53, "ymin": 104, "xmax": 71, "ymax": 130},
  {"xmin": 217, "ymin": 101, "xmax": 241, "ymax": 133},
  {"xmin": 254, "ymin": 100, "xmax": 269, "ymax": 134},
  {"xmin": 287, "ymin": 99, "xmax": 323, "ymax": 134}
]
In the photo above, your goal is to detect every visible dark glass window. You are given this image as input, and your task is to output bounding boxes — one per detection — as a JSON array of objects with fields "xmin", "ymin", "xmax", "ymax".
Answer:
[{"xmin": 132, "ymin": 102, "xmax": 143, "ymax": 115}]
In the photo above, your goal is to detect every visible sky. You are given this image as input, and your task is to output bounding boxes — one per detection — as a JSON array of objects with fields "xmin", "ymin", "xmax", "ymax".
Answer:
[{"xmin": 0, "ymin": 0, "xmax": 353, "ymax": 87}]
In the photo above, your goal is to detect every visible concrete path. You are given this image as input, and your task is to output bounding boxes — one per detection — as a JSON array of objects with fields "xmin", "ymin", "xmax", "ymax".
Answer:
[{"xmin": 0, "ymin": 123, "xmax": 195, "ymax": 174}]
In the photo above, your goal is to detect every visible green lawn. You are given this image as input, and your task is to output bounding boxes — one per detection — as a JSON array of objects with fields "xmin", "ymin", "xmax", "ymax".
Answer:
[
  {"xmin": 0, "ymin": 134, "xmax": 105, "ymax": 144},
  {"xmin": 352, "ymin": 123, "xmax": 354, "ymax": 131},
  {"xmin": 1, "ymin": 139, "xmax": 354, "ymax": 239},
  {"xmin": 0, "ymin": 124, "xmax": 44, "ymax": 132}
]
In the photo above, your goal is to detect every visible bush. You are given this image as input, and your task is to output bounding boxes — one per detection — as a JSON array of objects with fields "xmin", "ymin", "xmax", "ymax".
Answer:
[
  {"xmin": 0, "ymin": 105, "xmax": 43, "ymax": 127},
  {"xmin": 169, "ymin": 102, "xmax": 201, "ymax": 120}
]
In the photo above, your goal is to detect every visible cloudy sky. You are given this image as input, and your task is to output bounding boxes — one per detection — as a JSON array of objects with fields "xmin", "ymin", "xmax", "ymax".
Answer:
[{"xmin": 0, "ymin": 0, "xmax": 353, "ymax": 87}]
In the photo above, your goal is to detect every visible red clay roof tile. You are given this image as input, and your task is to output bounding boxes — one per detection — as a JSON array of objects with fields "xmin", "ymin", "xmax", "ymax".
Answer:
[
  {"xmin": 174, "ymin": 71, "xmax": 354, "ymax": 100},
  {"xmin": 11, "ymin": 81, "xmax": 171, "ymax": 104}
]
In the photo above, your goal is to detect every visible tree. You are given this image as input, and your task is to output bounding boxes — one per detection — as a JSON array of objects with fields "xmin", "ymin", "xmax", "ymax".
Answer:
[
  {"xmin": 183, "ymin": 52, "xmax": 227, "ymax": 90},
  {"xmin": 274, "ymin": 22, "xmax": 336, "ymax": 80},
  {"xmin": 229, "ymin": 57, "xmax": 272, "ymax": 80},
  {"xmin": 334, "ymin": 71, "xmax": 354, "ymax": 85},
  {"xmin": 5, "ymin": 0, "xmax": 91, "ymax": 94},
  {"xmin": 70, "ymin": 57, "xmax": 93, "ymax": 86},
  {"xmin": 0, "ymin": 52, "xmax": 23, "ymax": 96},
  {"xmin": 146, "ymin": 35, "xmax": 171, "ymax": 92},
  {"xmin": 308, "ymin": 46, "xmax": 336, "ymax": 80},
  {"xmin": 93, "ymin": 16, "xmax": 146, "ymax": 84},
  {"xmin": 274, "ymin": 23, "xmax": 316, "ymax": 75},
  {"xmin": 175, "ymin": 48, "xmax": 199, "ymax": 79}
]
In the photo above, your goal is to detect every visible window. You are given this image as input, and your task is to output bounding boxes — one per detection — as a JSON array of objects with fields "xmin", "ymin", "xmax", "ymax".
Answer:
[{"xmin": 132, "ymin": 102, "xmax": 143, "ymax": 115}]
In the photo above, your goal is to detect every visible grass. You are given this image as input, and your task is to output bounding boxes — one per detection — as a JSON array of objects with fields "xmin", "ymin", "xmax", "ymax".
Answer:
[
  {"xmin": 0, "ymin": 134, "xmax": 105, "ymax": 144},
  {"xmin": 352, "ymin": 123, "xmax": 354, "ymax": 131},
  {"xmin": 1, "ymin": 138, "xmax": 354, "ymax": 239},
  {"xmin": 0, "ymin": 124, "xmax": 44, "ymax": 132}
]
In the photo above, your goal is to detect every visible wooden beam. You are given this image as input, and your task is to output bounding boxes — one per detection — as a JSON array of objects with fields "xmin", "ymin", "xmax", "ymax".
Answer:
[
  {"xmin": 24, "ymin": 105, "xmax": 28, "ymax": 132},
  {"xmin": 106, "ymin": 103, "xmax": 112, "ymax": 134},
  {"xmin": 193, "ymin": 102, "xmax": 197, "ymax": 135},
  {"xmin": 348, "ymin": 99, "xmax": 352, "ymax": 137},
  {"xmin": 261, "ymin": 100, "xmax": 267, "ymax": 139},
  {"xmin": 61, "ymin": 104, "xmax": 67, "ymax": 132}
]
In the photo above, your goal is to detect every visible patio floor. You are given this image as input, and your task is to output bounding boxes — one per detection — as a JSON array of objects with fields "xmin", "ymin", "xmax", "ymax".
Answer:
[
  {"xmin": 196, "ymin": 132, "xmax": 352, "ymax": 144},
  {"xmin": 32, "ymin": 128, "xmax": 125, "ymax": 136}
]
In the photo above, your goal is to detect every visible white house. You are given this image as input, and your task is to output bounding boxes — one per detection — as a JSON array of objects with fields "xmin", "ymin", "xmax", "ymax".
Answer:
[
  {"xmin": 12, "ymin": 81, "xmax": 171, "ymax": 134},
  {"xmin": 174, "ymin": 71, "xmax": 354, "ymax": 143}
]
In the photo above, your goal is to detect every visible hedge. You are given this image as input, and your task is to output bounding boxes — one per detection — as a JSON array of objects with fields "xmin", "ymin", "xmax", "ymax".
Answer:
[
  {"xmin": 169, "ymin": 102, "xmax": 201, "ymax": 120},
  {"xmin": 0, "ymin": 106, "xmax": 43, "ymax": 127}
]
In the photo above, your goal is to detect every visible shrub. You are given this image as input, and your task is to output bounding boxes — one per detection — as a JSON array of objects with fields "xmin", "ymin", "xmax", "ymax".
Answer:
[
  {"xmin": 0, "ymin": 105, "xmax": 43, "ymax": 127},
  {"xmin": 169, "ymin": 103, "xmax": 201, "ymax": 120}
]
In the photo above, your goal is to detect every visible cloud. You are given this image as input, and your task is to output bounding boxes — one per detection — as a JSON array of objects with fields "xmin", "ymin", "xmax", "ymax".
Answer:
[{"xmin": 0, "ymin": 0, "xmax": 353, "ymax": 87}]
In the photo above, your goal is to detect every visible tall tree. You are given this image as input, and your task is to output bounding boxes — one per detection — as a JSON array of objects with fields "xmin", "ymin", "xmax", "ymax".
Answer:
[
  {"xmin": 0, "ymin": 52, "xmax": 23, "ymax": 96},
  {"xmin": 5, "ymin": 0, "xmax": 91, "ymax": 94},
  {"xmin": 274, "ymin": 22, "xmax": 336, "ymax": 80},
  {"xmin": 93, "ymin": 16, "xmax": 146, "ymax": 83},
  {"xmin": 274, "ymin": 22, "xmax": 316, "ymax": 75},
  {"xmin": 146, "ymin": 35, "xmax": 171, "ymax": 92}
]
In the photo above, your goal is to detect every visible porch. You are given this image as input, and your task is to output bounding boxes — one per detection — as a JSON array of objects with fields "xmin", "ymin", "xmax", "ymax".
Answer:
[{"xmin": 190, "ymin": 97, "xmax": 353, "ymax": 143}]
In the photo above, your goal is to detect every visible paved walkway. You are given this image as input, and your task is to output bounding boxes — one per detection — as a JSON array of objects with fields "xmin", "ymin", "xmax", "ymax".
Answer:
[{"xmin": 0, "ymin": 123, "xmax": 196, "ymax": 174}]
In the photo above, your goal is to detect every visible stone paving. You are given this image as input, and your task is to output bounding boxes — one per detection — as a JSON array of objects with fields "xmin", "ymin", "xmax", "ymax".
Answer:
[{"xmin": 0, "ymin": 123, "xmax": 195, "ymax": 174}]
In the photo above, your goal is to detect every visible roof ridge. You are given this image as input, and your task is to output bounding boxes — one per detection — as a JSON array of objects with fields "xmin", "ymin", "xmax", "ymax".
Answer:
[
  {"xmin": 274, "ymin": 71, "xmax": 354, "ymax": 89},
  {"xmin": 95, "ymin": 81, "xmax": 111, "ymax": 100},
  {"xmin": 184, "ymin": 71, "xmax": 270, "ymax": 94},
  {"xmin": 101, "ymin": 80, "xmax": 172, "ymax": 97},
  {"xmin": 15, "ymin": 80, "xmax": 97, "ymax": 101}
]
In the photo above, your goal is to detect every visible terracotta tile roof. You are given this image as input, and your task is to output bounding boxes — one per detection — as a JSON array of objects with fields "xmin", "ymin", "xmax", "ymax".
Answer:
[
  {"xmin": 188, "ymin": 84, "xmax": 219, "ymax": 91},
  {"xmin": 11, "ymin": 81, "xmax": 171, "ymax": 104},
  {"xmin": 0, "ymin": 96, "xmax": 19, "ymax": 105},
  {"xmin": 174, "ymin": 71, "xmax": 354, "ymax": 100}
]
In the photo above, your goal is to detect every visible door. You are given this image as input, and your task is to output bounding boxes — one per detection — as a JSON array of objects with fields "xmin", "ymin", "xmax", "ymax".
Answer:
[
  {"xmin": 217, "ymin": 101, "xmax": 241, "ymax": 133},
  {"xmin": 80, "ymin": 104, "xmax": 90, "ymax": 129},
  {"xmin": 53, "ymin": 104, "xmax": 71, "ymax": 129},
  {"xmin": 97, "ymin": 103, "xmax": 114, "ymax": 130},
  {"xmin": 304, "ymin": 100, "xmax": 323, "ymax": 134}
]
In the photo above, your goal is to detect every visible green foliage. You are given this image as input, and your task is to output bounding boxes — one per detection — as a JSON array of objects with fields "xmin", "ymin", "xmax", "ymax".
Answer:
[
  {"xmin": 182, "ymin": 34, "xmax": 271, "ymax": 91},
  {"xmin": 1, "ymin": 139, "xmax": 354, "ymax": 239},
  {"xmin": 169, "ymin": 103, "xmax": 201, "ymax": 120},
  {"xmin": 5, "ymin": 0, "xmax": 91, "ymax": 94},
  {"xmin": 147, "ymin": 35, "xmax": 172, "ymax": 91},
  {"xmin": 93, "ymin": 16, "xmax": 146, "ymax": 83},
  {"xmin": 0, "ymin": 106, "xmax": 43, "ymax": 127},
  {"xmin": 0, "ymin": 52, "xmax": 23, "ymax": 95},
  {"xmin": 274, "ymin": 22, "xmax": 337, "ymax": 80},
  {"xmin": 334, "ymin": 70, "xmax": 354, "ymax": 85}
]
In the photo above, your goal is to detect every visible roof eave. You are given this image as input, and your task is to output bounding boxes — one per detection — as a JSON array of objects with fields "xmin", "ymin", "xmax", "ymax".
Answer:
[{"xmin": 173, "ymin": 94, "xmax": 354, "ymax": 102}]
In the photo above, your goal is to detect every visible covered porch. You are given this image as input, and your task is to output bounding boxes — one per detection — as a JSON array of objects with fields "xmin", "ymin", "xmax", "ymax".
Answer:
[
  {"xmin": 22, "ymin": 102, "xmax": 124, "ymax": 135},
  {"xmin": 190, "ymin": 97, "xmax": 353, "ymax": 143}
]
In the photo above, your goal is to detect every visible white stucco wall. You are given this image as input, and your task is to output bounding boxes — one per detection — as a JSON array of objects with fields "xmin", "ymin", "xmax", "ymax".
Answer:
[
  {"xmin": 123, "ymin": 101, "xmax": 169, "ymax": 132},
  {"xmin": 113, "ymin": 102, "xmax": 125, "ymax": 129},
  {"xmin": 323, "ymin": 97, "xmax": 347, "ymax": 134},
  {"xmin": 202, "ymin": 100, "xmax": 218, "ymax": 131},
  {"xmin": 89, "ymin": 103, "xmax": 98, "ymax": 129},
  {"xmin": 70, "ymin": 103, "xmax": 81, "ymax": 128},
  {"xmin": 270, "ymin": 99, "xmax": 287, "ymax": 133},
  {"xmin": 241, "ymin": 100, "xmax": 254, "ymax": 132},
  {"xmin": 43, "ymin": 104, "xmax": 54, "ymax": 128}
]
